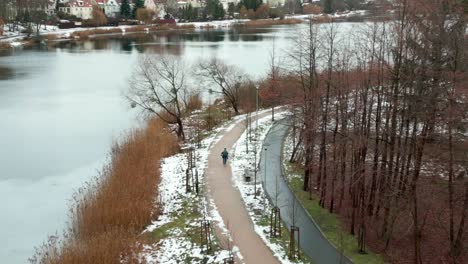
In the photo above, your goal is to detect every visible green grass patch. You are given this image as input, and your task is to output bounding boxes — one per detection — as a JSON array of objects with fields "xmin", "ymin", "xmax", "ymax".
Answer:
[
  {"xmin": 151, "ymin": 199, "xmax": 202, "ymax": 244},
  {"xmin": 149, "ymin": 196, "xmax": 225, "ymax": 263},
  {"xmin": 288, "ymin": 177, "xmax": 385, "ymax": 264},
  {"xmin": 254, "ymin": 212, "xmax": 314, "ymax": 263}
]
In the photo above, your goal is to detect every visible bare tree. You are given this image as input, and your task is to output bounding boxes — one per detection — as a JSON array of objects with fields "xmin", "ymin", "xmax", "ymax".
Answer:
[
  {"xmin": 127, "ymin": 55, "xmax": 190, "ymax": 140},
  {"xmin": 198, "ymin": 58, "xmax": 247, "ymax": 115}
]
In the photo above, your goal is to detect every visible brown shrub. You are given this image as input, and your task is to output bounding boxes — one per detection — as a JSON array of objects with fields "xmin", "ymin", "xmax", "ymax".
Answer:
[
  {"xmin": 255, "ymin": 4, "xmax": 270, "ymax": 19},
  {"xmin": 247, "ymin": 9, "xmax": 256, "ymax": 20},
  {"xmin": 136, "ymin": 8, "xmax": 156, "ymax": 24},
  {"xmin": 0, "ymin": 18, "xmax": 4, "ymax": 36},
  {"xmin": 238, "ymin": 82, "xmax": 258, "ymax": 112},
  {"xmin": 91, "ymin": 6, "xmax": 108, "ymax": 26},
  {"xmin": 240, "ymin": 6, "xmax": 248, "ymax": 19},
  {"xmin": 303, "ymin": 4, "xmax": 322, "ymax": 15},
  {"xmin": 186, "ymin": 93, "xmax": 203, "ymax": 112},
  {"xmin": 202, "ymin": 102, "xmax": 233, "ymax": 130},
  {"xmin": 32, "ymin": 118, "xmax": 178, "ymax": 263}
]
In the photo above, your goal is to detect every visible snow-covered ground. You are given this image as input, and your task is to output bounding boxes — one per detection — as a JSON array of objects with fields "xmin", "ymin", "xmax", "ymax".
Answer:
[
  {"xmin": 179, "ymin": 19, "xmax": 250, "ymax": 29},
  {"xmin": 230, "ymin": 110, "xmax": 306, "ymax": 264},
  {"xmin": 138, "ymin": 108, "xmax": 293, "ymax": 263},
  {"xmin": 140, "ymin": 123, "xmax": 237, "ymax": 263},
  {"xmin": 139, "ymin": 112, "xmax": 266, "ymax": 263},
  {"xmin": 282, "ymin": 129, "xmax": 304, "ymax": 182},
  {"xmin": 285, "ymin": 10, "xmax": 368, "ymax": 20}
]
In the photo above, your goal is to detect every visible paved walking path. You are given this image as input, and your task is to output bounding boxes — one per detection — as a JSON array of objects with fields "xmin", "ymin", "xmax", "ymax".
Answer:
[
  {"xmin": 260, "ymin": 118, "xmax": 353, "ymax": 264},
  {"xmin": 206, "ymin": 114, "xmax": 280, "ymax": 264}
]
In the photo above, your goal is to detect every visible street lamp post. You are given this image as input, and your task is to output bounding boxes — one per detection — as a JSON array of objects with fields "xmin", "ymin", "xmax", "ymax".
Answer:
[
  {"xmin": 254, "ymin": 85, "xmax": 259, "ymax": 198},
  {"xmin": 208, "ymin": 88, "xmax": 213, "ymax": 131},
  {"xmin": 254, "ymin": 85, "xmax": 258, "ymax": 199},
  {"xmin": 256, "ymin": 84, "xmax": 259, "ymax": 137}
]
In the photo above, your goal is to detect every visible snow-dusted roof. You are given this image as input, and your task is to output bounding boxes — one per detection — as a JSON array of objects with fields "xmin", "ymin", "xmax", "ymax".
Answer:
[{"xmin": 67, "ymin": 0, "xmax": 92, "ymax": 7}]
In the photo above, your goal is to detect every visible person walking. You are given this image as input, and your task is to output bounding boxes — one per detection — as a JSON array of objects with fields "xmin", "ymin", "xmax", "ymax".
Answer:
[{"xmin": 221, "ymin": 148, "xmax": 229, "ymax": 166}]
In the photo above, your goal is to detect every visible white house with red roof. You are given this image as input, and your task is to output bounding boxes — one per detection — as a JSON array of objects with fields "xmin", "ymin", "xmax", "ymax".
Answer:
[
  {"xmin": 95, "ymin": 0, "xmax": 121, "ymax": 17},
  {"xmin": 59, "ymin": 0, "xmax": 93, "ymax": 19}
]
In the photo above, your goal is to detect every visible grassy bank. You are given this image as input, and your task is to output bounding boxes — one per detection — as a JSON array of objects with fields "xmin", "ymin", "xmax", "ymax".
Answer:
[
  {"xmin": 285, "ymin": 167, "xmax": 385, "ymax": 264},
  {"xmin": 31, "ymin": 118, "xmax": 178, "ymax": 263}
]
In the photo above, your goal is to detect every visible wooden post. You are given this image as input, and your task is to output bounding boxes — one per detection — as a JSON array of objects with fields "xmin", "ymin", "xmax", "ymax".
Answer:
[
  {"xmin": 270, "ymin": 206, "xmax": 281, "ymax": 238},
  {"xmin": 185, "ymin": 168, "xmax": 191, "ymax": 193},
  {"xmin": 200, "ymin": 219, "xmax": 212, "ymax": 252},
  {"xmin": 289, "ymin": 226, "xmax": 300, "ymax": 260},
  {"xmin": 195, "ymin": 169, "xmax": 199, "ymax": 194}
]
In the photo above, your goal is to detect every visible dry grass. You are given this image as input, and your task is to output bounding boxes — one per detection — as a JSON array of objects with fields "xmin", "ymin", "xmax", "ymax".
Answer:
[
  {"xmin": 241, "ymin": 18, "xmax": 303, "ymax": 27},
  {"xmin": 31, "ymin": 118, "xmax": 178, "ymax": 264}
]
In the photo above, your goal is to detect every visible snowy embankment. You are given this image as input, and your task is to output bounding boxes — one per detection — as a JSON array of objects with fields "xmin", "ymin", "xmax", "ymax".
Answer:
[
  {"xmin": 137, "ymin": 109, "xmax": 276, "ymax": 263},
  {"xmin": 285, "ymin": 10, "xmax": 367, "ymax": 20},
  {"xmin": 230, "ymin": 111, "xmax": 306, "ymax": 264},
  {"xmin": 139, "ymin": 122, "xmax": 236, "ymax": 263}
]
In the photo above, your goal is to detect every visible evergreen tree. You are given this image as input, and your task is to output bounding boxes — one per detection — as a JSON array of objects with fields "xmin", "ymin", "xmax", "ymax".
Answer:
[
  {"xmin": 132, "ymin": 0, "xmax": 145, "ymax": 19},
  {"xmin": 205, "ymin": 0, "xmax": 225, "ymax": 19},
  {"xmin": 294, "ymin": 0, "xmax": 302, "ymax": 14},
  {"xmin": 238, "ymin": 0, "xmax": 262, "ymax": 11},
  {"xmin": 324, "ymin": 0, "xmax": 333, "ymax": 14},
  {"xmin": 120, "ymin": 0, "xmax": 131, "ymax": 19},
  {"xmin": 227, "ymin": 2, "xmax": 237, "ymax": 16}
]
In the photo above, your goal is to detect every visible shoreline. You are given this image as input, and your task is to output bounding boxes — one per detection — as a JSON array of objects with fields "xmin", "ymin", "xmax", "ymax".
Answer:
[{"xmin": 0, "ymin": 10, "xmax": 372, "ymax": 49}]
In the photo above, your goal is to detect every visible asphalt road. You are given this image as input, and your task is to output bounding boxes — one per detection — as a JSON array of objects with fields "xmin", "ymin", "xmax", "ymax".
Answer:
[{"xmin": 259, "ymin": 118, "xmax": 353, "ymax": 264}]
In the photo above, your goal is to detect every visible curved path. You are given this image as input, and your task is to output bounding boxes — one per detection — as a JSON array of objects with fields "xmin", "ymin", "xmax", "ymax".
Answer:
[
  {"xmin": 205, "ymin": 114, "xmax": 280, "ymax": 264},
  {"xmin": 260, "ymin": 118, "xmax": 353, "ymax": 264}
]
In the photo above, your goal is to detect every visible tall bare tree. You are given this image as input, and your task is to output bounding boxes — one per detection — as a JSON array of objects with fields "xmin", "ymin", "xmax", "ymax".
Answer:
[
  {"xmin": 127, "ymin": 55, "xmax": 191, "ymax": 140},
  {"xmin": 198, "ymin": 58, "xmax": 247, "ymax": 115}
]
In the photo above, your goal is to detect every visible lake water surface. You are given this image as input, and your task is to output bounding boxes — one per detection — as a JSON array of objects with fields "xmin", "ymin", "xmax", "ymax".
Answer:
[{"xmin": 0, "ymin": 23, "xmax": 358, "ymax": 263}]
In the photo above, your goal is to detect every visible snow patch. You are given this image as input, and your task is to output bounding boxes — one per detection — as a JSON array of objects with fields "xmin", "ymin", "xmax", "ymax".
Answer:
[{"xmin": 230, "ymin": 111, "xmax": 306, "ymax": 264}]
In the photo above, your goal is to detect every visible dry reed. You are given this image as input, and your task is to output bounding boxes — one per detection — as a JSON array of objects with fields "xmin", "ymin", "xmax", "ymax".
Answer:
[{"xmin": 31, "ymin": 118, "xmax": 178, "ymax": 264}]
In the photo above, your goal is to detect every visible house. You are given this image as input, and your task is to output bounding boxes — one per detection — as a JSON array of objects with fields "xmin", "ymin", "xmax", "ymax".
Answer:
[
  {"xmin": 59, "ymin": 0, "xmax": 93, "ymax": 19},
  {"xmin": 95, "ymin": 0, "xmax": 121, "ymax": 17},
  {"xmin": 220, "ymin": 0, "xmax": 238, "ymax": 10},
  {"xmin": 145, "ymin": 0, "xmax": 166, "ymax": 18},
  {"xmin": 177, "ymin": 0, "xmax": 204, "ymax": 8},
  {"xmin": 45, "ymin": 0, "xmax": 57, "ymax": 16}
]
